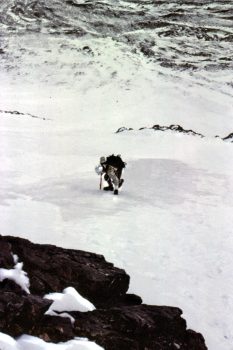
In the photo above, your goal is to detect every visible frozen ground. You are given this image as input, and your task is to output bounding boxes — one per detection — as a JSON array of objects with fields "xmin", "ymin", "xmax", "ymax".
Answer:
[{"xmin": 1, "ymin": 97, "xmax": 233, "ymax": 349}]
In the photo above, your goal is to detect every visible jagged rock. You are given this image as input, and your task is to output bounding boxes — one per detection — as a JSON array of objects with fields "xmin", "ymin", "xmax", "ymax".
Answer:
[
  {"xmin": 152, "ymin": 124, "xmax": 168, "ymax": 131},
  {"xmin": 0, "ymin": 292, "xmax": 52, "ymax": 336},
  {"xmin": 36, "ymin": 315, "xmax": 74, "ymax": 342},
  {"xmin": 168, "ymin": 124, "xmax": 204, "ymax": 137},
  {"xmin": 0, "ymin": 235, "xmax": 207, "ymax": 349},
  {"xmin": 0, "ymin": 240, "xmax": 14, "ymax": 269},
  {"xmin": 0, "ymin": 289, "xmax": 74, "ymax": 342},
  {"xmin": 140, "ymin": 43, "xmax": 155, "ymax": 58},
  {"xmin": 170, "ymin": 124, "xmax": 184, "ymax": 131},
  {"xmin": 2, "ymin": 235, "xmax": 130, "ymax": 308},
  {"xmin": 73, "ymin": 305, "xmax": 206, "ymax": 350},
  {"xmin": 116, "ymin": 124, "xmax": 205, "ymax": 138},
  {"xmin": 116, "ymin": 126, "xmax": 133, "ymax": 133},
  {"xmin": 222, "ymin": 132, "xmax": 233, "ymax": 142},
  {"xmin": 0, "ymin": 279, "xmax": 26, "ymax": 295},
  {"xmin": 82, "ymin": 46, "xmax": 94, "ymax": 56}
]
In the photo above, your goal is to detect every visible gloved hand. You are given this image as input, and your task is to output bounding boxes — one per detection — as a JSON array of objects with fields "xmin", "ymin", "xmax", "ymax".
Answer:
[{"xmin": 95, "ymin": 165, "xmax": 103, "ymax": 175}]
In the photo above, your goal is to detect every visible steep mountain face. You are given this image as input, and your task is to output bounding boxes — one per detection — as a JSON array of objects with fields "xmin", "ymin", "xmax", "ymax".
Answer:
[
  {"xmin": 1, "ymin": 0, "xmax": 233, "ymax": 89},
  {"xmin": 1, "ymin": 1, "xmax": 233, "ymax": 350},
  {"xmin": 1, "ymin": 0, "xmax": 233, "ymax": 136}
]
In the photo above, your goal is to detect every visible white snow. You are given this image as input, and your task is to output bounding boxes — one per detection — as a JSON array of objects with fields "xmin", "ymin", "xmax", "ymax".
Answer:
[
  {"xmin": 44, "ymin": 287, "xmax": 95, "ymax": 313},
  {"xmin": 1, "ymin": 115, "xmax": 233, "ymax": 349},
  {"xmin": 1, "ymin": 28, "xmax": 233, "ymax": 350},
  {"xmin": 0, "ymin": 333, "xmax": 104, "ymax": 350},
  {"xmin": 0, "ymin": 332, "xmax": 16, "ymax": 350},
  {"xmin": 0, "ymin": 256, "xmax": 30, "ymax": 294}
]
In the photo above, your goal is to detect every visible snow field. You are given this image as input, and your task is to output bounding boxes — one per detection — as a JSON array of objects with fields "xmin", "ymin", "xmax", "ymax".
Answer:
[
  {"xmin": 1, "ymin": 29, "xmax": 233, "ymax": 350},
  {"xmin": 1, "ymin": 112, "xmax": 233, "ymax": 349}
]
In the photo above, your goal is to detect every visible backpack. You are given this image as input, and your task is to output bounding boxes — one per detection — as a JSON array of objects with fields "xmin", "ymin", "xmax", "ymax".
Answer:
[{"xmin": 106, "ymin": 155, "xmax": 126, "ymax": 169}]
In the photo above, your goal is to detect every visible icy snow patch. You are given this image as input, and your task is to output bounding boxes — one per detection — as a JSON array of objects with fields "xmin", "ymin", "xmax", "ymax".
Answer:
[
  {"xmin": 44, "ymin": 287, "xmax": 95, "ymax": 313},
  {"xmin": 0, "ymin": 255, "xmax": 30, "ymax": 294},
  {"xmin": 0, "ymin": 333, "xmax": 104, "ymax": 350},
  {"xmin": 0, "ymin": 332, "xmax": 17, "ymax": 350}
]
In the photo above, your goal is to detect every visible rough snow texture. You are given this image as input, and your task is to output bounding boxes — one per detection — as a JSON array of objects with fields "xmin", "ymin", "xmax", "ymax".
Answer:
[{"xmin": 0, "ymin": 235, "xmax": 207, "ymax": 350}]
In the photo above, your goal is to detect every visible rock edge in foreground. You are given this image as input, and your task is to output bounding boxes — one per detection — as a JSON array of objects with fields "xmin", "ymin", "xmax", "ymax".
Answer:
[{"xmin": 0, "ymin": 235, "xmax": 207, "ymax": 350}]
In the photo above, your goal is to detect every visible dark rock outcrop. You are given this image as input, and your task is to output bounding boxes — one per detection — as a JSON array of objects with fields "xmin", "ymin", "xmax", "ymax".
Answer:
[
  {"xmin": 222, "ymin": 132, "xmax": 233, "ymax": 142},
  {"xmin": 0, "ymin": 292, "xmax": 61, "ymax": 338},
  {"xmin": 116, "ymin": 124, "xmax": 205, "ymax": 138},
  {"xmin": 73, "ymin": 305, "xmax": 206, "ymax": 350},
  {"xmin": 0, "ymin": 240, "xmax": 15, "ymax": 268},
  {"xmin": 116, "ymin": 125, "xmax": 233, "ymax": 145},
  {"xmin": 2, "ymin": 235, "xmax": 131, "ymax": 308},
  {"xmin": 0, "ymin": 109, "xmax": 48, "ymax": 120},
  {"xmin": 0, "ymin": 234, "xmax": 207, "ymax": 349},
  {"xmin": 116, "ymin": 126, "xmax": 134, "ymax": 133}
]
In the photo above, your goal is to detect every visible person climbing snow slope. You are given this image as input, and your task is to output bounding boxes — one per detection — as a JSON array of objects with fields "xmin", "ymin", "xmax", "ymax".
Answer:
[{"xmin": 95, "ymin": 154, "xmax": 126, "ymax": 195}]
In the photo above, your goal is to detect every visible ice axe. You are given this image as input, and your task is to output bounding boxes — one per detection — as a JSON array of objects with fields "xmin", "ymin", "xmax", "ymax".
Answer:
[{"xmin": 99, "ymin": 174, "xmax": 102, "ymax": 190}]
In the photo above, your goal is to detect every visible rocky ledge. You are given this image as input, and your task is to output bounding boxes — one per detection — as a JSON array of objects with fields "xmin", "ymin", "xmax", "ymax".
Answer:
[
  {"xmin": 116, "ymin": 124, "xmax": 205, "ymax": 138},
  {"xmin": 116, "ymin": 124, "xmax": 233, "ymax": 145},
  {"xmin": 0, "ymin": 235, "xmax": 207, "ymax": 349},
  {"xmin": 222, "ymin": 132, "xmax": 233, "ymax": 142}
]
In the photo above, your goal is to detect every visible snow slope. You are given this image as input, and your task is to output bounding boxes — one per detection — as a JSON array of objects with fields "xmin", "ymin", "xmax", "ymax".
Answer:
[
  {"xmin": 1, "ymin": 2, "xmax": 233, "ymax": 347},
  {"xmin": 0, "ymin": 109, "xmax": 233, "ymax": 349}
]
